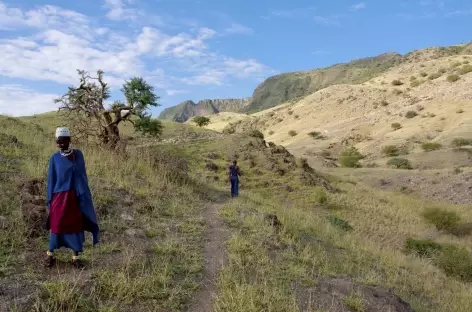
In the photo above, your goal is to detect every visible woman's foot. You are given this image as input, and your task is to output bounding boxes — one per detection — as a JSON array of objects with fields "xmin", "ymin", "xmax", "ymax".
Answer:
[
  {"xmin": 72, "ymin": 258, "xmax": 85, "ymax": 269},
  {"xmin": 44, "ymin": 255, "xmax": 56, "ymax": 268}
]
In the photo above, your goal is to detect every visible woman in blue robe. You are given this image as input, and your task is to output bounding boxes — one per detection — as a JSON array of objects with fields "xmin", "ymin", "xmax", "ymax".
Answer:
[
  {"xmin": 228, "ymin": 160, "xmax": 241, "ymax": 197},
  {"xmin": 45, "ymin": 127, "xmax": 99, "ymax": 269}
]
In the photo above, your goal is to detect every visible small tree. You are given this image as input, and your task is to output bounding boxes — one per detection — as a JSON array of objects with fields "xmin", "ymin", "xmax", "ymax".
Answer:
[
  {"xmin": 55, "ymin": 70, "xmax": 162, "ymax": 149},
  {"xmin": 193, "ymin": 116, "xmax": 211, "ymax": 127},
  {"xmin": 339, "ymin": 147, "xmax": 364, "ymax": 168}
]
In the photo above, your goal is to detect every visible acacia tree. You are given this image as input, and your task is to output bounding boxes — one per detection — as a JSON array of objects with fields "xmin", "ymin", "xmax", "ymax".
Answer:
[
  {"xmin": 54, "ymin": 70, "xmax": 163, "ymax": 148},
  {"xmin": 192, "ymin": 116, "xmax": 211, "ymax": 127}
]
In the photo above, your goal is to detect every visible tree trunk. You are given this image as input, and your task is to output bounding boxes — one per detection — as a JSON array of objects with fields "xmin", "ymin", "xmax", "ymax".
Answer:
[{"xmin": 100, "ymin": 112, "xmax": 121, "ymax": 149}]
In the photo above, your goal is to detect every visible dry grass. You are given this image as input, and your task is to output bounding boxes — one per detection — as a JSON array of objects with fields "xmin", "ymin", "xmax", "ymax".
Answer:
[{"xmin": 0, "ymin": 115, "xmax": 220, "ymax": 311}]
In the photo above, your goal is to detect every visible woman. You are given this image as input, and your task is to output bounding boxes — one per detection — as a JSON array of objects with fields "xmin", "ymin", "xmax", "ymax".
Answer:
[
  {"xmin": 228, "ymin": 160, "xmax": 241, "ymax": 197},
  {"xmin": 45, "ymin": 127, "xmax": 99, "ymax": 269}
]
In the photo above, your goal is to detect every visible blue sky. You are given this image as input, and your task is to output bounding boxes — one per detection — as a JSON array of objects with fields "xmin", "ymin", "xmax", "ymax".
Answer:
[{"xmin": 0, "ymin": 0, "xmax": 471, "ymax": 116}]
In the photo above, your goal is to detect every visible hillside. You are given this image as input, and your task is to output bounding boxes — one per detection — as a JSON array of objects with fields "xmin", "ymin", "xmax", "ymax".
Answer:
[
  {"xmin": 3, "ymin": 111, "xmax": 472, "ymax": 312},
  {"xmin": 158, "ymin": 98, "xmax": 251, "ymax": 122},
  {"xmin": 245, "ymin": 43, "xmax": 472, "ymax": 114}
]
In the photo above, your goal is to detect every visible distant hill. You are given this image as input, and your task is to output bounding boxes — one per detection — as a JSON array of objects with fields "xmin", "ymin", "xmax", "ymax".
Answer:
[{"xmin": 158, "ymin": 98, "xmax": 251, "ymax": 122}]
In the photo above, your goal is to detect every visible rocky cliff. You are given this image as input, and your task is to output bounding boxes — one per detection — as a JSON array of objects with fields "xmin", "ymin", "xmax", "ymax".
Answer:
[{"xmin": 159, "ymin": 98, "xmax": 251, "ymax": 122}]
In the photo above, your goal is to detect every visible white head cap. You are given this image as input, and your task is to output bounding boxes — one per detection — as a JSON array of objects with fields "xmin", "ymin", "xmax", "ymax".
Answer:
[{"xmin": 55, "ymin": 127, "xmax": 71, "ymax": 138}]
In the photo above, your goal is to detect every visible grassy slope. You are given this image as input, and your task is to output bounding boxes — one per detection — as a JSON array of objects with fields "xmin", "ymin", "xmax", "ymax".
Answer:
[
  {"xmin": 2, "ymin": 110, "xmax": 472, "ymax": 312},
  {"xmin": 0, "ymin": 114, "xmax": 224, "ymax": 311}
]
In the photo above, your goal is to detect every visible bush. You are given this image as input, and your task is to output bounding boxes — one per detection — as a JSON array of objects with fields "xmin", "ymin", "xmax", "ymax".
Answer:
[
  {"xmin": 436, "ymin": 245, "xmax": 472, "ymax": 282},
  {"xmin": 381, "ymin": 100, "xmax": 389, "ymax": 106},
  {"xmin": 421, "ymin": 142, "xmax": 442, "ymax": 151},
  {"xmin": 391, "ymin": 123, "xmax": 402, "ymax": 130},
  {"xmin": 447, "ymin": 74, "xmax": 460, "ymax": 82},
  {"xmin": 410, "ymin": 80, "xmax": 422, "ymax": 87},
  {"xmin": 428, "ymin": 72, "xmax": 442, "ymax": 80},
  {"xmin": 422, "ymin": 207, "xmax": 461, "ymax": 231},
  {"xmin": 387, "ymin": 157, "xmax": 412, "ymax": 169},
  {"xmin": 420, "ymin": 72, "xmax": 428, "ymax": 77},
  {"xmin": 391, "ymin": 79, "xmax": 403, "ymax": 86},
  {"xmin": 382, "ymin": 145, "xmax": 400, "ymax": 157},
  {"xmin": 268, "ymin": 130, "xmax": 275, "ymax": 135},
  {"xmin": 327, "ymin": 215, "xmax": 353, "ymax": 231},
  {"xmin": 404, "ymin": 238, "xmax": 443, "ymax": 258},
  {"xmin": 405, "ymin": 111, "xmax": 418, "ymax": 118},
  {"xmin": 458, "ymin": 65, "xmax": 472, "ymax": 75},
  {"xmin": 192, "ymin": 116, "xmax": 211, "ymax": 127},
  {"xmin": 308, "ymin": 131, "xmax": 323, "ymax": 139},
  {"xmin": 339, "ymin": 147, "xmax": 364, "ymax": 168},
  {"xmin": 416, "ymin": 105, "xmax": 424, "ymax": 111},
  {"xmin": 287, "ymin": 110, "xmax": 293, "ymax": 115},
  {"xmin": 288, "ymin": 130, "xmax": 297, "ymax": 137},
  {"xmin": 294, "ymin": 115, "xmax": 299, "ymax": 119},
  {"xmin": 456, "ymin": 109, "xmax": 464, "ymax": 114},
  {"xmin": 248, "ymin": 129, "xmax": 264, "ymax": 139},
  {"xmin": 410, "ymin": 76, "xmax": 417, "ymax": 81},
  {"xmin": 452, "ymin": 138, "xmax": 471, "ymax": 147}
]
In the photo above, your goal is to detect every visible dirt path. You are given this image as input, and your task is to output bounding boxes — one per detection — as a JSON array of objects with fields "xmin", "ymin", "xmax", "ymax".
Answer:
[{"xmin": 187, "ymin": 201, "xmax": 230, "ymax": 312}]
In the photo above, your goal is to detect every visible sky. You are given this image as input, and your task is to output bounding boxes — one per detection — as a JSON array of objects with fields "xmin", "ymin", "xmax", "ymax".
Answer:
[{"xmin": 0, "ymin": 0, "xmax": 471, "ymax": 117}]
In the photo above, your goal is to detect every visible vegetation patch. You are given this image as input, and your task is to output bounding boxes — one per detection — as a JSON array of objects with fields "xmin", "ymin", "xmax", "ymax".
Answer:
[
  {"xmin": 387, "ymin": 158, "xmax": 412, "ymax": 169},
  {"xmin": 405, "ymin": 111, "xmax": 418, "ymax": 119},
  {"xmin": 447, "ymin": 74, "xmax": 460, "ymax": 82},
  {"xmin": 391, "ymin": 123, "xmax": 402, "ymax": 130},
  {"xmin": 339, "ymin": 147, "xmax": 364, "ymax": 168},
  {"xmin": 391, "ymin": 79, "xmax": 403, "ymax": 86},
  {"xmin": 421, "ymin": 142, "xmax": 442, "ymax": 151},
  {"xmin": 452, "ymin": 138, "xmax": 471, "ymax": 147},
  {"xmin": 288, "ymin": 130, "xmax": 298, "ymax": 137}
]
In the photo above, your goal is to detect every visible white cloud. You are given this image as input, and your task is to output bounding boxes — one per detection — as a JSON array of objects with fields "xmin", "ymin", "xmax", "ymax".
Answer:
[
  {"xmin": 103, "ymin": 0, "xmax": 139, "ymax": 21},
  {"xmin": 166, "ymin": 89, "xmax": 188, "ymax": 96},
  {"xmin": 0, "ymin": 85, "xmax": 59, "ymax": 116},
  {"xmin": 0, "ymin": 1, "xmax": 272, "ymax": 116},
  {"xmin": 351, "ymin": 2, "xmax": 366, "ymax": 11}
]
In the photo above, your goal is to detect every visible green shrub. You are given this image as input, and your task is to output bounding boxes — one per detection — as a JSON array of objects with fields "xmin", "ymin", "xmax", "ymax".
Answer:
[
  {"xmin": 421, "ymin": 142, "xmax": 442, "ymax": 151},
  {"xmin": 438, "ymin": 68, "xmax": 447, "ymax": 74},
  {"xmin": 288, "ymin": 130, "xmax": 297, "ymax": 137},
  {"xmin": 391, "ymin": 79, "xmax": 403, "ymax": 86},
  {"xmin": 327, "ymin": 215, "xmax": 353, "ymax": 231},
  {"xmin": 192, "ymin": 116, "xmax": 211, "ymax": 127},
  {"xmin": 420, "ymin": 72, "xmax": 428, "ymax": 77},
  {"xmin": 422, "ymin": 207, "xmax": 461, "ymax": 231},
  {"xmin": 387, "ymin": 157, "xmax": 412, "ymax": 169},
  {"xmin": 404, "ymin": 238, "xmax": 443, "ymax": 258},
  {"xmin": 308, "ymin": 131, "xmax": 323, "ymax": 139},
  {"xmin": 436, "ymin": 245, "xmax": 472, "ymax": 282},
  {"xmin": 382, "ymin": 145, "xmax": 400, "ymax": 157},
  {"xmin": 428, "ymin": 72, "xmax": 442, "ymax": 80},
  {"xmin": 452, "ymin": 138, "xmax": 471, "ymax": 147},
  {"xmin": 381, "ymin": 100, "xmax": 389, "ymax": 106},
  {"xmin": 248, "ymin": 129, "xmax": 264, "ymax": 139},
  {"xmin": 405, "ymin": 111, "xmax": 418, "ymax": 118},
  {"xmin": 447, "ymin": 74, "xmax": 460, "ymax": 82},
  {"xmin": 458, "ymin": 65, "xmax": 472, "ymax": 75},
  {"xmin": 287, "ymin": 110, "xmax": 293, "ymax": 115},
  {"xmin": 391, "ymin": 122, "xmax": 402, "ymax": 130},
  {"xmin": 314, "ymin": 187, "xmax": 328, "ymax": 205},
  {"xmin": 339, "ymin": 147, "xmax": 364, "ymax": 168}
]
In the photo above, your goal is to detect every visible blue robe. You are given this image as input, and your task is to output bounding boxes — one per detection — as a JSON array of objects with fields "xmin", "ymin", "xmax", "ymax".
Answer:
[{"xmin": 46, "ymin": 149, "xmax": 99, "ymax": 252}]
